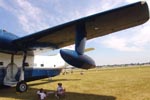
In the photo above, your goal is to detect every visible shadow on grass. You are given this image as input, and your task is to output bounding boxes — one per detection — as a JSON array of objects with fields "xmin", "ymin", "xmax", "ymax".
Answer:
[{"xmin": 0, "ymin": 87, "xmax": 116, "ymax": 100}]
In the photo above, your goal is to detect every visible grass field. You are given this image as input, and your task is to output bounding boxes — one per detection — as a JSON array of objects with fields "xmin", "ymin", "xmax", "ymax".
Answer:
[{"xmin": 0, "ymin": 66, "xmax": 150, "ymax": 100}]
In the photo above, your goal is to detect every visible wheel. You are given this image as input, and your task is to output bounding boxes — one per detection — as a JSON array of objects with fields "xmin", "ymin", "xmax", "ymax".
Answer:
[{"xmin": 16, "ymin": 81, "xmax": 28, "ymax": 93}]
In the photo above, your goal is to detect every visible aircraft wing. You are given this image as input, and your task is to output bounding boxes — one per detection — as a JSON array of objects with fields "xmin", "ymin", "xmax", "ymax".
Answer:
[{"xmin": 13, "ymin": 1, "xmax": 149, "ymax": 50}]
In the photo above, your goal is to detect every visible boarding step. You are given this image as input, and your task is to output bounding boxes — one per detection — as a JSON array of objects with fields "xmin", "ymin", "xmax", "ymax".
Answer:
[{"xmin": 4, "ymin": 81, "xmax": 18, "ymax": 87}]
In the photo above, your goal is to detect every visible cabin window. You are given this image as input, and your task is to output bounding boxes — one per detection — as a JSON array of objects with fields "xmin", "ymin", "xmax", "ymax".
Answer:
[
  {"xmin": 0, "ymin": 62, "xmax": 3, "ymax": 65},
  {"xmin": 41, "ymin": 64, "xmax": 44, "ymax": 67}
]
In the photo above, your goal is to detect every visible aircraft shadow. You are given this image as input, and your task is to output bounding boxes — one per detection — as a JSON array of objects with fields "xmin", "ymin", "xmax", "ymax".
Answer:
[{"xmin": 0, "ymin": 87, "xmax": 116, "ymax": 100}]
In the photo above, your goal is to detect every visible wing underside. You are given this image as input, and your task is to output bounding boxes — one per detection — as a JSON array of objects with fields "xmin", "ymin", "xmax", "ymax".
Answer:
[{"xmin": 13, "ymin": 1, "xmax": 149, "ymax": 50}]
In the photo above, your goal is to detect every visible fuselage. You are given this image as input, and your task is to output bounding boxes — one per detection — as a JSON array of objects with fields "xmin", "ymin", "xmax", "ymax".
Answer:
[{"xmin": 0, "ymin": 52, "xmax": 65, "ymax": 86}]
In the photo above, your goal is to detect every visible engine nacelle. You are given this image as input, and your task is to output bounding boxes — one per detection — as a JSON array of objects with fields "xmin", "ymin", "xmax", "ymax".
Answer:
[{"xmin": 60, "ymin": 49, "xmax": 95, "ymax": 69}]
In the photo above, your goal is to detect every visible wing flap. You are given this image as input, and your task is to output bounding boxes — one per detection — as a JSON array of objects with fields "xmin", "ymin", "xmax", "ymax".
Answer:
[{"xmin": 13, "ymin": 1, "xmax": 149, "ymax": 50}]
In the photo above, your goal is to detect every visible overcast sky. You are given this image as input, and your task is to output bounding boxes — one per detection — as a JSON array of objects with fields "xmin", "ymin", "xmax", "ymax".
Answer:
[{"xmin": 0, "ymin": 0, "xmax": 150, "ymax": 65}]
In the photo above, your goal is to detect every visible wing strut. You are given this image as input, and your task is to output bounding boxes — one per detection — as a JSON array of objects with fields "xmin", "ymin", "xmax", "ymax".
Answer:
[
  {"xmin": 75, "ymin": 23, "xmax": 87, "ymax": 55},
  {"xmin": 19, "ymin": 51, "xmax": 27, "ymax": 81},
  {"xmin": 10, "ymin": 54, "xmax": 14, "ymax": 79}
]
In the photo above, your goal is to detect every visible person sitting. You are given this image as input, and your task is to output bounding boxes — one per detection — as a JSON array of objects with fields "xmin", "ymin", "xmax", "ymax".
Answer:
[
  {"xmin": 37, "ymin": 88, "xmax": 42, "ymax": 99},
  {"xmin": 55, "ymin": 83, "xmax": 66, "ymax": 99}
]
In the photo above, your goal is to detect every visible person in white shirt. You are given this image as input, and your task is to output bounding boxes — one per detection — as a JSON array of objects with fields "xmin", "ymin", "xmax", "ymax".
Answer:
[
  {"xmin": 55, "ymin": 83, "xmax": 65, "ymax": 99},
  {"xmin": 39, "ymin": 92, "xmax": 46, "ymax": 100},
  {"xmin": 37, "ymin": 88, "xmax": 47, "ymax": 100}
]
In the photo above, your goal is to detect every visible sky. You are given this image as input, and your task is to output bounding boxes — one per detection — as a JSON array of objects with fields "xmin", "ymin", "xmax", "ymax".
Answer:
[{"xmin": 0, "ymin": 0, "xmax": 150, "ymax": 65}]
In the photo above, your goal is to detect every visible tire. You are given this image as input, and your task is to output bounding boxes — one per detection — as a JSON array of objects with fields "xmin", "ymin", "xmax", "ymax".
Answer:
[{"xmin": 16, "ymin": 81, "xmax": 28, "ymax": 93}]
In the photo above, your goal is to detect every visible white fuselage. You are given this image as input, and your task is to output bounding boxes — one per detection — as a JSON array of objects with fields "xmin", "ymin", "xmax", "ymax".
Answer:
[
  {"xmin": 34, "ymin": 54, "xmax": 66, "ymax": 69},
  {"xmin": 0, "ymin": 52, "xmax": 65, "ymax": 86}
]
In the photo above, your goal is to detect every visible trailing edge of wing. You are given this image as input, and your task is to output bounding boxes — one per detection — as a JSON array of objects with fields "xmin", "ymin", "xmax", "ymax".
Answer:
[{"xmin": 13, "ymin": 1, "xmax": 149, "ymax": 50}]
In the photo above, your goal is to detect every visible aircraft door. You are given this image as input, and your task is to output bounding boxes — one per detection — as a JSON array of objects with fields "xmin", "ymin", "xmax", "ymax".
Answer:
[{"xmin": 3, "ymin": 63, "xmax": 18, "ymax": 86}]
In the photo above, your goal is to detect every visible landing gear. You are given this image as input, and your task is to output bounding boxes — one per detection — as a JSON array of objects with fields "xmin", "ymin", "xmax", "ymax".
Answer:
[
  {"xmin": 16, "ymin": 81, "xmax": 28, "ymax": 92},
  {"xmin": 16, "ymin": 51, "xmax": 28, "ymax": 93}
]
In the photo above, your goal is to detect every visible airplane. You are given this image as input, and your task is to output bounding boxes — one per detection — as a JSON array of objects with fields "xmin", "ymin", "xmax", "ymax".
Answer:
[{"xmin": 0, "ymin": 1, "xmax": 149, "ymax": 93}]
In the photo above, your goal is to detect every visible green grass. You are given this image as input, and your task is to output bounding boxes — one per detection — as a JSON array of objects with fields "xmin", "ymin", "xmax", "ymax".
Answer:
[{"xmin": 0, "ymin": 66, "xmax": 150, "ymax": 100}]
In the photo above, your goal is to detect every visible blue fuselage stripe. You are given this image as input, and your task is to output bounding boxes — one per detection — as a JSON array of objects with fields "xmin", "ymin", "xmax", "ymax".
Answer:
[{"xmin": 0, "ymin": 67, "xmax": 62, "ymax": 85}]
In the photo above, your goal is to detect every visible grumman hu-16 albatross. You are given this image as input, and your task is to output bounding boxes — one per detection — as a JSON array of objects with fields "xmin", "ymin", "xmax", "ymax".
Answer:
[{"xmin": 0, "ymin": 1, "xmax": 149, "ymax": 92}]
